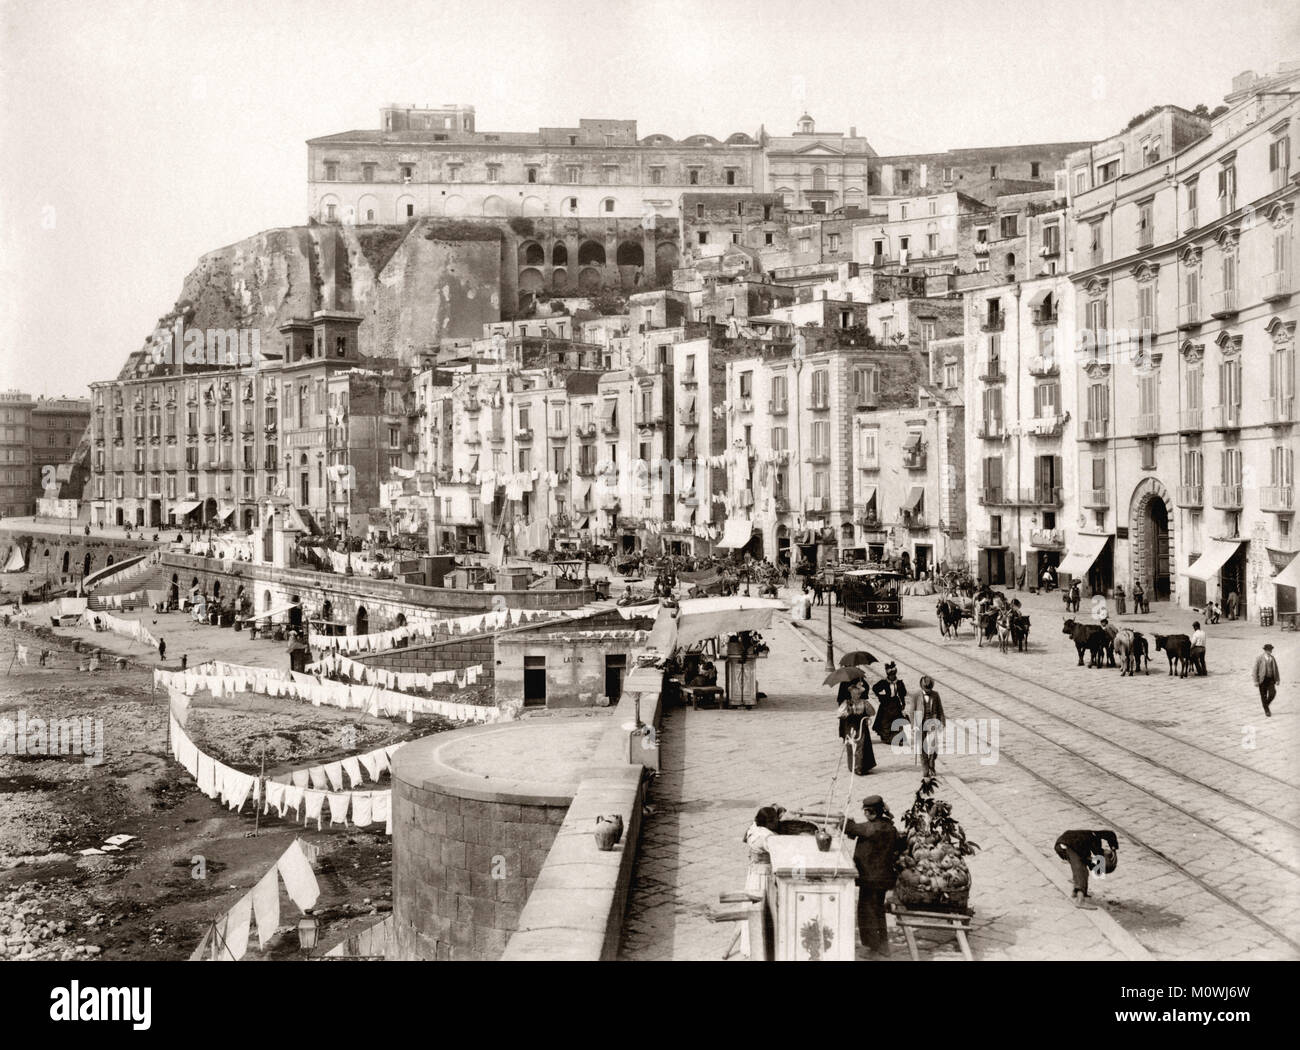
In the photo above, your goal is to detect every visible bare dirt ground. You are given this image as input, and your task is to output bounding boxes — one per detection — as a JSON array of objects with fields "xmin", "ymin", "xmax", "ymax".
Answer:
[{"xmin": 0, "ymin": 621, "xmax": 447, "ymax": 960}]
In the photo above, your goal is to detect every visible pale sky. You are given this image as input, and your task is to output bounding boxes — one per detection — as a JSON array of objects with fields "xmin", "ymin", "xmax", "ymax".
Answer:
[{"xmin": 1, "ymin": 0, "xmax": 1297, "ymax": 397}]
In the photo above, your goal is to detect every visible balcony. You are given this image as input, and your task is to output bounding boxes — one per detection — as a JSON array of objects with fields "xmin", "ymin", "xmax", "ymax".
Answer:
[
  {"xmin": 804, "ymin": 452, "xmax": 831, "ymax": 465},
  {"xmin": 1211, "ymin": 404, "xmax": 1241, "ymax": 431},
  {"xmin": 1032, "ymin": 306, "xmax": 1058, "ymax": 326},
  {"xmin": 1030, "ymin": 528, "xmax": 1065, "ymax": 549},
  {"xmin": 1263, "ymin": 269, "xmax": 1292, "ymax": 302},
  {"xmin": 1178, "ymin": 409, "xmax": 1204, "ymax": 434},
  {"xmin": 1028, "ymin": 356, "xmax": 1058, "ymax": 377},
  {"xmin": 737, "ymin": 397, "xmax": 754, "ymax": 413},
  {"xmin": 769, "ymin": 399, "xmax": 788, "ymax": 415},
  {"xmin": 809, "ymin": 395, "xmax": 829, "ymax": 411},
  {"xmin": 859, "ymin": 458, "xmax": 880, "ymax": 472},
  {"xmin": 1083, "ymin": 418, "xmax": 1109, "ymax": 440},
  {"xmin": 901, "ymin": 512, "xmax": 928, "ymax": 531},
  {"xmin": 1176, "ymin": 484, "xmax": 1203, "ymax": 507},
  {"xmin": 1268, "ymin": 396, "xmax": 1295, "ymax": 426},
  {"xmin": 805, "ymin": 496, "xmax": 829, "ymax": 513},
  {"xmin": 854, "ymin": 394, "xmax": 878, "ymax": 410},
  {"xmin": 980, "ymin": 314, "xmax": 1005, "ymax": 333},
  {"xmin": 902, "ymin": 449, "xmax": 927, "ymax": 470},
  {"xmin": 774, "ymin": 497, "xmax": 790, "ymax": 514},
  {"xmin": 1084, "ymin": 488, "xmax": 1109, "ymax": 508},
  {"xmin": 973, "ymin": 242, "xmax": 989, "ymax": 256},
  {"xmin": 1130, "ymin": 412, "xmax": 1160, "ymax": 436},
  {"xmin": 978, "ymin": 487, "xmax": 1007, "ymax": 506},
  {"xmin": 463, "ymin": 398, "xmax": 481, "ymax": 414},
  {"xmin": 1210, "ymin": 288, "xmax": 1239, "ymax": 319},
  {"xmin": 548, "ymin": 425, "xmax": 568, "ymax": 440},
  {"xmin": 1212, "ymin": 484, "xmax": 1243, "ymax": 509},
  {"xmin": 681, "ymin": 375, "xmax": 698, "ymax": 388},
  {"xmin": 682, "ymin": 411, "xmax": 699, "ymax": 427},
  {"xmin": 979, "ymin": 362, "xmax": 1005, "ymax": 383},
  {"xmin": 515, "ymin": 427, "xmax": 533, "ymax": 441},
  {"xmin": 1181, "ymin": 207, "xmax": 1198, "ymax": 233},
  {"xmin": 634, "ymin": 414, "xmax": 664, "ymax": 430},
  {"xmin": 601, "ymin": 420, "xmax": 619, "ymax": 436},
  {"xmin": 576, "ymin": 463, "xmax": 596, "ymax": 477},
  {"xmin": 1177, "ymin": 300, "xmax": 1202, "ymax": 329},
  {"xmin": 576, "ymin": 422, "xmax": 596, "ymax": 438},
  {"xmin": 976, "ymin": 530, "xmax": 1007, "ymax": 548},
  {"xmin": 977, "ymin": 419, "xmax": 1005, "ymax": 439},
  {"xmin": 1261, "ymin": 486, "xmax": 1295, "ymax": 512},
  {"xmin": 1027, "ymin": 414, "xmax": 1066, "ymax": 438}
]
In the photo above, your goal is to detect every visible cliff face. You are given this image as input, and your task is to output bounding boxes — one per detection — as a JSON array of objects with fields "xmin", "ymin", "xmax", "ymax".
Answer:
[{"xmin": 117, "ymin": 221, "xmax": 505, "ymax": 380}]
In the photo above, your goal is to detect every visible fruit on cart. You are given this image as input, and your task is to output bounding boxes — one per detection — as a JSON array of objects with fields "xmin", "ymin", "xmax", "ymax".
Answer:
[{"xmin": 893, "ymin": 776, "xmax": 980, "ymax": 911}]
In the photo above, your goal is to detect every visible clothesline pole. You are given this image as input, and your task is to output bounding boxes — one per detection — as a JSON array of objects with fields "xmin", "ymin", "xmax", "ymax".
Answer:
[{"xmin": 253, "ymin": 748, "xmax": 266, "ymax": 836}]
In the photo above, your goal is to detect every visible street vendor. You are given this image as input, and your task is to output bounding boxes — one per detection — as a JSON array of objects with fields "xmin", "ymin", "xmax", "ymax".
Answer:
[
  {"xmin": 842, "ymin": 795, "xmax": 899, "ymax": 956},
  {"xmin": 689, "ymin": 660, "xmax": 718, "ymax": 689},
  {"xmin": 739, "ymin": 806, "xmax": 783, "ymax": 957}
]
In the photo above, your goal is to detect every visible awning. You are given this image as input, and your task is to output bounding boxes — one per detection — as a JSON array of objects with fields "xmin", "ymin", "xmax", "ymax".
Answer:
[
  {"xmin": 1058, "ymin": 533, "xmax": 1111, "ymax": 577},
  {"xmin": 244, "ymin": 601, "xmax": 301, "ymax": 623},
  {"xmin": 904, "ymin": 432, "xmax": 922, "ymax": 451},
  {"xmin": 860, "ymin": 485, "xmax": 878, "ymax": 509},
  {"xmin": 601, "ymin": 399, "xmax": 618, "ymax": 426},
  {"xmin": 1272, "ymin": 551, "xmax": 1300, "ymax": 590},
  {"xmin": 577, "ymin": 515, "xmax": 591, "ymax": 532},
  {"xmin": 174, "ymin": 500, "xmax": 201, "ymax": 515},
  {"xmin": 1182, "ymin": 539, "xmax": 1246, "ymax": 582},
  {"xmin": 684, "ymin": 395, "xmax": 696, "ymax": 416},
  {"xmin": 905, "ymin": 486, "xmax": 925, "ymax": 511},
  {"xmin": 2, "ymin": 546, "xmax": 26, "ymax": 573},
  {"xmin": 716, "ymin": 518, "xmax": 754, "ymax": 549},
  {"xmin": 644, "ymin": 596, "xmax": 788, "ymax": 652},
  {"xmin": 1027, "ymin": 287, "xmax": 1053, "ymax": 310}
]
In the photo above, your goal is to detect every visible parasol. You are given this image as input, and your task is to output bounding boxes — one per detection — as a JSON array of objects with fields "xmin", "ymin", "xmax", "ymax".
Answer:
[
  {"xmin": 823, "ymin": 666, "xmax": 872, "ymax": 686},
  {"xmin": 839, "ymin": 649, "xmax": 878, "ymax": 667}
]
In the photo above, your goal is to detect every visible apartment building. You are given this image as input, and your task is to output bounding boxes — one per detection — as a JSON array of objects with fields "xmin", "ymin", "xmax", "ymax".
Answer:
[
  {"xmin": 1064, "ymin": 75, "xmax": 1298, "ymax": 614},
  {"xmin": 28, "ymin": 397, "xmax": 92, "ymax": 507},
  {"xmin": 0, "ymin": 391, "xmax": 34, "ymax": 517},
  {"xmin": 965, "ymin": 276, "xmax": 1077, "ymax": 586}
]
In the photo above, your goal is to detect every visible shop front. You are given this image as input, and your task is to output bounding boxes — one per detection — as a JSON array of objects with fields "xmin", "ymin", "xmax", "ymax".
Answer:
[{"xmin": 1058, "ymin": 533, "xmax": 1113, "ymax": 595}]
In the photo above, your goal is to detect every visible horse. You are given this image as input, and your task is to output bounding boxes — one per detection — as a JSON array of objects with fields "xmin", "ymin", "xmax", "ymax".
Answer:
[{"xmin": 936, "ymin": 598, "xmax": 963, "ymax": 638}]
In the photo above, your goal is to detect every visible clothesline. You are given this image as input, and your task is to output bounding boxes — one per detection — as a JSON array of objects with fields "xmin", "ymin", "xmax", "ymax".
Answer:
[
  {"xmin": 168, "ymin": 697, "xmax": 395, "ymax": 836},
  {"xmin": 155, "ymin": 662, "xmax": 502, "ymax": 724},
  {"xmin": 307, "ymin": 605, "xmax": 553, "ymax": 654},
  {"xmin": 306, "ymin": 651, "xmax": 484, "ymax": 693},
  {"xmin": 190, "ymin": 838, "xmax": 320, "ymax": 961},
  {"xmin": 82, "ymin": 610, "xmax": 159, "ymax": 650}
]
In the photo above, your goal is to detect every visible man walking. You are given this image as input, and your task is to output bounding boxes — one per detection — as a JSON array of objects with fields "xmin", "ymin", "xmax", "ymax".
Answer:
[
  {"xmin": 1054, "ymin": 829, "xmax": 1119, "ymax": 908},
  {"xmin": 1253, "ymin": 643, "xmax": 1281, "ymax": 717},
  {"xmin": 842, "ymin": 796, "xmax": 899, "ymax": 956},
  {"xmin": 1189, "ymin": 620, "xmax": 1207, "ymax": 676}
]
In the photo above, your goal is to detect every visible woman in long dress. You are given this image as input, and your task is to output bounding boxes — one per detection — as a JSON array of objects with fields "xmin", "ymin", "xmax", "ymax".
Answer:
[
  {"xmin": 837, "ymin": 679, "xmax": 877, "ymax": 775},
  {"xmin": 740, "ymin": 806, "xmax": 781, "ymax": 957}
]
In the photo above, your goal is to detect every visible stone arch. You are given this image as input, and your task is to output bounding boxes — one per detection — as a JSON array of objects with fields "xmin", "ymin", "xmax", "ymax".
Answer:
[
  {"xmin": 317, "ymin": 194, "xmax": 341, "ymax": 222},
  {"xmin": 578, "ymin": 267, "xmax": 603, "ymax": 293},
  {"xmin": 83, "ymin": 552, "xmax": 92, "ymax": 577},
  {"xmin": 482, "ymin": 194, "xmax": 508, "ymax": 217},
  {"xmin": 395, "ymin": 193, "xmax": 417, "ymax": 220},
  {"xmin": 520, "ymin": 241, "xmax": 545, "ymax": 266},
  {"xmin": 552, "ymin": 243, "xmax": 569, "ymax": 267},
  {"xmin": 441, "ymin": 194, "xmax": 464, "ymax": 217},
  {"xmin": 1129, "ymin": 476, "xmax": 1174, "ymax": 602},
  {"xmin": 521, "ymin": 195, "xmax": 545, "ymax": 217},
  {"xmin": 356, "ymin": 605, "xmax": 369, "ymax": 634},
  {"xmin": 616, "ymin": 242, "xmax": 644, "ymax": 267},
  {"xmin": 812, "ymin": 168, "xmax": 827, "ymax": 191},
  {"xmin": 577, "ymin": 241, "xmax": 606, "ymax": 266},
  {"xmin": 519, "ymin": 268, "xmax": 545, "ymax": 296},
  {"xmin": 395, "ymin": 612, "xmax": 407, "ymax": 627},
  {"xmin": 62, "ymin": 550, "xmax": 70, "ymax": 573},
  {"xmin": 551, "ymin": 268, "xmax": 570, "ymax": 292},
  {"xmin": 106, "ymin": 555, "xmax": 114, "ymax": 566},
  {"xmin": 264, "ymin": 589, "xmax": 273, "ymax": 611},
  {"xmin": 655, "ymin": 242, "xmax": 679, "ymax": 283},
  {"xmin": 1005, "ymin": 252, "xmax": 1016, "ymax": 269},
  {"xmin": 356, "ymin": 194, "xmax": 379, "ymax": 224}
]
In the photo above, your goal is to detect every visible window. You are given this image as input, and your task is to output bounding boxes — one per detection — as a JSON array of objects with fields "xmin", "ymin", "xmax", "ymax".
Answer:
[
  {"xmin": 400, "ymin": 164, "xmax": 413, "ymax": 181},
  {"xmin": 1075, "ymin": 170, "xmax": 1088, "ymax": 194},
  {"xmin": 1031, "ymin": 161, "xmax": 1041, "ymax": 179},
  {"xmin": 361, "ymin": 163, "xmax": 374, "ymax": 182},
  {"xmin": 900, "ymin": 204, "xmax": 909, "ymax": 220},
  {"xmin": 811, "ymin": 370, "xmax": 829, "ymax": 407},
  {"xmin": 696, "ymin": 203, "xmax": 705, "ymax": 219},
  {"xmin": 812, "ymin": 420, "xmax": 829, "ymax": 457},
  {"xmin": 485, "ymin": 165, "xmax": 499, "ymax": 183},
  {"xmin": 989, "ymin": 164, "xmax": 999, "ymax": 179},
  {"xmin": 944, "ymin": 362, "xmax": 958, "ymax": 388},
  {"xmin": 927, "ymin": 232, "xmax": 939, "ymax": 253},
  {"xmin": 999, "ymin": 214, "xmax": 1018, "ymax": 239},
  {"xmin": 859, "ymin": 427, "xmax": 878, "ymax": 467},
  {"xmin": 1091, "ymin": 456, "xmax": 1107, "ymax": 492},
  {"xmin": 1137, "ymin": 200, "xmax": 1153, "ymax": 247},
  {"xmin": 1034, "ymin": 382, "xmax": 1059, "ymax": 417},
  {"xmin": 1138, "ymin": 283, "xmax": 1156, "ymax": 331},
  {"xmin": 566, "ymin": 166, "xmax": 581, "ymax": 184},
  {"xmin": 739, "ymin": 371, "xmax": 753, "ymax": 398},
  {"xmin": 604, "ymin": 198, "xmax": 615, "ymax": 213},
  {"xmin": 1221, "ymin": 447, "xmax": 1243, "ymax": 486},
  {"xmin": 1183, "ymin": 448, "xmax": 1203, "ymax": 487},
  {"xmin": 526, "ymin": 167, "xmax": 537, "ymax": 183},
  {"xmin": 799, "ymin": 237, "xmax": 811, "ymax": 253},
  {"xmin": 1186, "ymin": 362, "xmax": 1203, "ymax": 412},
  {"xmin": 1218, "ymin": 164, "xmax": 1236, "ymax": 214},
  {"xmin": 688, "ymin": 169, "xmax": 700, "ymax": 185},
  {"xmin": 697, "ymin": 232, "xmax": 709, "ymax": 245},
  {"xmin": 324, "ymin": 161, "xmax": 337, "ymax": 180},
  {"xmin": 650, "ymin": 167, "xmax": 663, "ymax": 185},
  {"xmin": 447, "ymin": 164, "xmax": 461, "ymax": 182},
  {"xmin": 1220, "ymin": 357, "xmax": 1242, "ymax": 410},
  {"xmin": 1271, "ymin": 343, "xmax": 1295, "ymax": 407},
  {"xmin": 1043, "ymin": 224, "xmax": 1060, "ymax": 255},
  {"xmin": 726, "ymin": 169, "xmax": 737, "ymax": 186},
  {"xmin": 1270, "ymin": 135, "xmax": 1292, "ymax": 185},
  {"xmin": 1097, "ymin": 159, "xmax": 1120, "ymax": 183},
  {"xmin": 1272, "ymin": 445, "xmax": 1295, "ymax": 487},
  {"xmin": 601, "ymin": 164, "xmax": 618, "ymax": 184},
  {"xmin": 1087, "ymin": 382, "xmax": 1109, "ymax": 422},
  {"xmin": 771, "ymin": 426, "xmax": 788, "ymax": 451},
  {"xmin": 765, "ymin": 232, "xmax": 774, "ymax": 245},
  {"xmin": 828, "ymin": 233, "xmax": 841, "ymax": 252}
]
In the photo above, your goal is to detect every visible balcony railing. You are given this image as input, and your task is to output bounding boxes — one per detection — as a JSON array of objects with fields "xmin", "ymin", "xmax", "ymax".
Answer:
[
  {"xmin": 1264, "ymin": 269, "xmax": 1292, "ymax": 302},
  {"xmin": 681, "ymin": 375, "xmax": 698, "ymax": 388},
  {"xmin": 854, "ymin": 394, "xmax": 878, "ymax": 410},
  {"xmin": 1181, "ymin": 207, "xmax": 1198, "ymax": 233},
  {"xmin": 859, "ymin": 459, "xmax": 880, "ymax": 472},
  {"xmin": 980, "ymin": 315, "xmax": 1005, "ymax": 333},
  {"xmin": 1210, "ymin": 288, "xmax": 1239, "ymax": 318},
  {"xmin": 1211, "ymin": 404, "xmax": 1241, "ymax": 431},
  {"xmin": 576, "ymin": 422, "xmax": 596, "ymax": 438},
  {"xmin": 977, "ymin": 419, "xmax": 1004, "ymax": 439},
  {"xmin": 601, "ymin": 420, "xmax": 619, "ymax": 435},
  {"xmin": 1028, "ymin": 356, "xmax": 1058, "ymax": 377},
  {"xmin": 633, "ymin": 414, "xmax": 663, "ymax": 429},
  {"xmin": 809, "ymin": 395, "xmax": 829, "ymax": 411},
  {"xmin": 1173, "ymin": 484, "xmax": 1202, "ymax": 508},
  {"xmin": 805, "ymin": 496, "xmax": 829, "ymax": 513},
  {"xmin": 979, "ymin": 363, "xmax": 1005, "ymax": 383},
  {"xmin": 980, "ymin": 486, "xmax": 1063, "ymax": 507},
  {"xmin": 1211, "ymin": 484, "xmax": 1243, "ymax": 508},
  {"xmin": 1261, "ymin": 485, "xmax": 1295, "ymax": 512},
  {"xmin": 1131, "ymin": 412, "xmax": 1159, "ymax": 436},
  {"xmin": 1030, "ymin": 528, "xmax": 1065, "ymax": 548},
  {"xmin": 1137, "ymin": 226, "xmax": 1154, "ymax": 250},
  {"xmin": 903, "ymin": 450, "xmax": 927, "ymax": 469},
  {"xmin": 975, "ymin": 530, "xmax": 1006, "ymax": 548},
  {"xmin": 1084, "ymin": 488, "xmax": 1110, "ymax": 507},
  {"xmin": 1083, "ymin": 418, "xmax": 1109, "ymax": 440},
  {"xmin": 804, "ymin": 452, "xmax": 831, "ymax": 465},
  {"xmin": 1178, "ymin": 300, "xmax": 1202, "ymax": 329},
  {"xmin": 773, "ymin": 497, "xmax": 790, "ymax": 514},
  {"xmin": 769, "ymin": 399, "xmax": 788, "ymax": 415},
  {"xmin": 682, "ymin": 411, "xmax": 699, "ymax": 427},
  {"xmin": 901, "ymin": 512, "xmax": 928, "ymax": 530},
  {"xmin": 1268, "ymin": 396, "xmax": 1295, "ymax": 425},
  {"xmin": 1178, "ymin": 409, "xmax": 1204, "ymax": 434}
]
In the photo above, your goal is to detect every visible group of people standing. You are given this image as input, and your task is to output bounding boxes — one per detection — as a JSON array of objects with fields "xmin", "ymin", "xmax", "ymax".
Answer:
[{"xmin": 835, "ymin": 662, "xmax": 947, "ymax": 778}]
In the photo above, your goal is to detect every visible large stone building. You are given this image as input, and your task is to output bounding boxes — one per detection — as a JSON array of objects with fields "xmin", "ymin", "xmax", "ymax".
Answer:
[
  {"xmin": 0, "ymin": 391, "xmax": 34, "ymax": 517},
  {"xmin": 29, "ymin": 397, "xmax": 92, "ymax": 506},
  {"xmin": 87, "ymin": 312, "xmax": 415, "ymax": 534},
  {"xmin": 1061, "ymin": 70, "xmax": 1298, "ymax": 616}
]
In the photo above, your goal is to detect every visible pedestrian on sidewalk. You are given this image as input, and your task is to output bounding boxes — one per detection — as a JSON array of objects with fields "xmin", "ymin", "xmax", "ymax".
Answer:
[
  {"xmin": 908, "ymin": 675, "xmax": 946, "ymax": 776},
  {"xmin": 158, "ymin": 637, "xmax": 166, "ymax": 662},
  {"xmin": 1253, "ymin": 643, "xmax": 1281, "ymax": 717},
  {"xmin": 872, "ymin": 662, "xmax": 908, "ymax": 744},
  {"xmin": 1226, "ymin": 590, "xmax": 1239, "ymax": 621},
  {"xmin": 842, "ymin": 795, "xmax": 899, "ymax": 956},
  {"xmin": 1054, "ymin": 829, "xmax": 1118, "ymax": 907},
  {"xmin": 837, "ymin": 678, "xmax": 876, "ymax": 775},
  {"xmin": 1189, "ymin": 621, "xmax": 1207, "ymax": 676}
]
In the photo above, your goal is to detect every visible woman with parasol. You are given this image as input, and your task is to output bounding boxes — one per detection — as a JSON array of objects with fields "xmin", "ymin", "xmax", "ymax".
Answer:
[{"xmin": 828, "ymin": 662, "xmax": 877, "ymax": 776}]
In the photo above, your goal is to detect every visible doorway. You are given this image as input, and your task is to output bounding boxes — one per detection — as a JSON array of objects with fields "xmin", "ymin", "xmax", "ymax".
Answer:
[
  {"xmin": 1143, "ymin": 497, "xmax": 1171, "ymax": 600},
  {"xmin": 355, "ymin": 605, "xmax": 368, "ymax": 635},
  {"xmin": 1220, "ymin": 543, "xmax": 1246, "ymax": 612},
  {"xmin": 524, "ymin": 655, "xmax": 547, "ymax": 707},
  {"xmin": 605, "ymin": 653, "xmax": 627, "ymax": 704}
]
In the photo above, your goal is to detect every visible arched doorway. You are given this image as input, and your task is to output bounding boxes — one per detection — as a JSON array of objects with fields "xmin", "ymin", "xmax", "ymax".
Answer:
[
  {"xmin": 203, "ymin": 497, "xmax": 217, "ymax": 523},
  {"xmin": 355, "ymin": 605, "xmax": 369, "ymax": 635},
  {"xmin": 299, "ymin": 454, "xmax": 310, "ymax": 507},
  {"xmin": 62, "ymin": 550, "xmax": 70, "ymax": 574},
  {"xmin": 1130, "ymin": 478, "xmax": 1173, "ymax": 601},
  {"xmin": 776, "ymin": 524, "xmax": 790, "ymax": 570},
  {"xmin": 83, "ymin": 553, "xmax": 92, "ymax": 578}
]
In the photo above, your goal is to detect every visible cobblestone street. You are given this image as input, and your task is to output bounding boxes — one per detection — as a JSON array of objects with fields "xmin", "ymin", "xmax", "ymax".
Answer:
[{"xmin": 621, "ymin": 588, "xmax": 1300, "ymax": 961}]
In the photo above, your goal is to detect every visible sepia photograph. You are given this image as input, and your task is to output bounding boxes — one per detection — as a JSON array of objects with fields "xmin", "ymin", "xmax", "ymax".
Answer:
[{"xmin": 0, "ymin": 0, "xmax": 1296, "ymax": 1030}]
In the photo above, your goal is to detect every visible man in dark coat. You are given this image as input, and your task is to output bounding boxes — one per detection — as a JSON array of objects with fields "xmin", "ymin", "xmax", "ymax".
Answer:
[
  {"xmin": 1054, "ymin": 829, "xmax": 1119, "ymax": 907},
  {"xmin": 843, "ymin": 796, "xmax": 899, "ymax": 955},
  {"xmin": 872, "ymin": 662, "xmax": 908, "ymax": 743}
]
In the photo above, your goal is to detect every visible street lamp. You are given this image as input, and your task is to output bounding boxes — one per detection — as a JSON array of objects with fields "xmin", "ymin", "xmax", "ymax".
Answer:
[{"xmin": 824, "ymin": 569, "xmax": 835, "ymax": 672}]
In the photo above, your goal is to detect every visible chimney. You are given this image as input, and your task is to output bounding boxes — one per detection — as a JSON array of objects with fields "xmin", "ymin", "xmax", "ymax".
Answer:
[{"xmin": 850, "ymin": 126, "xmax": 857, "ymax": 138}]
